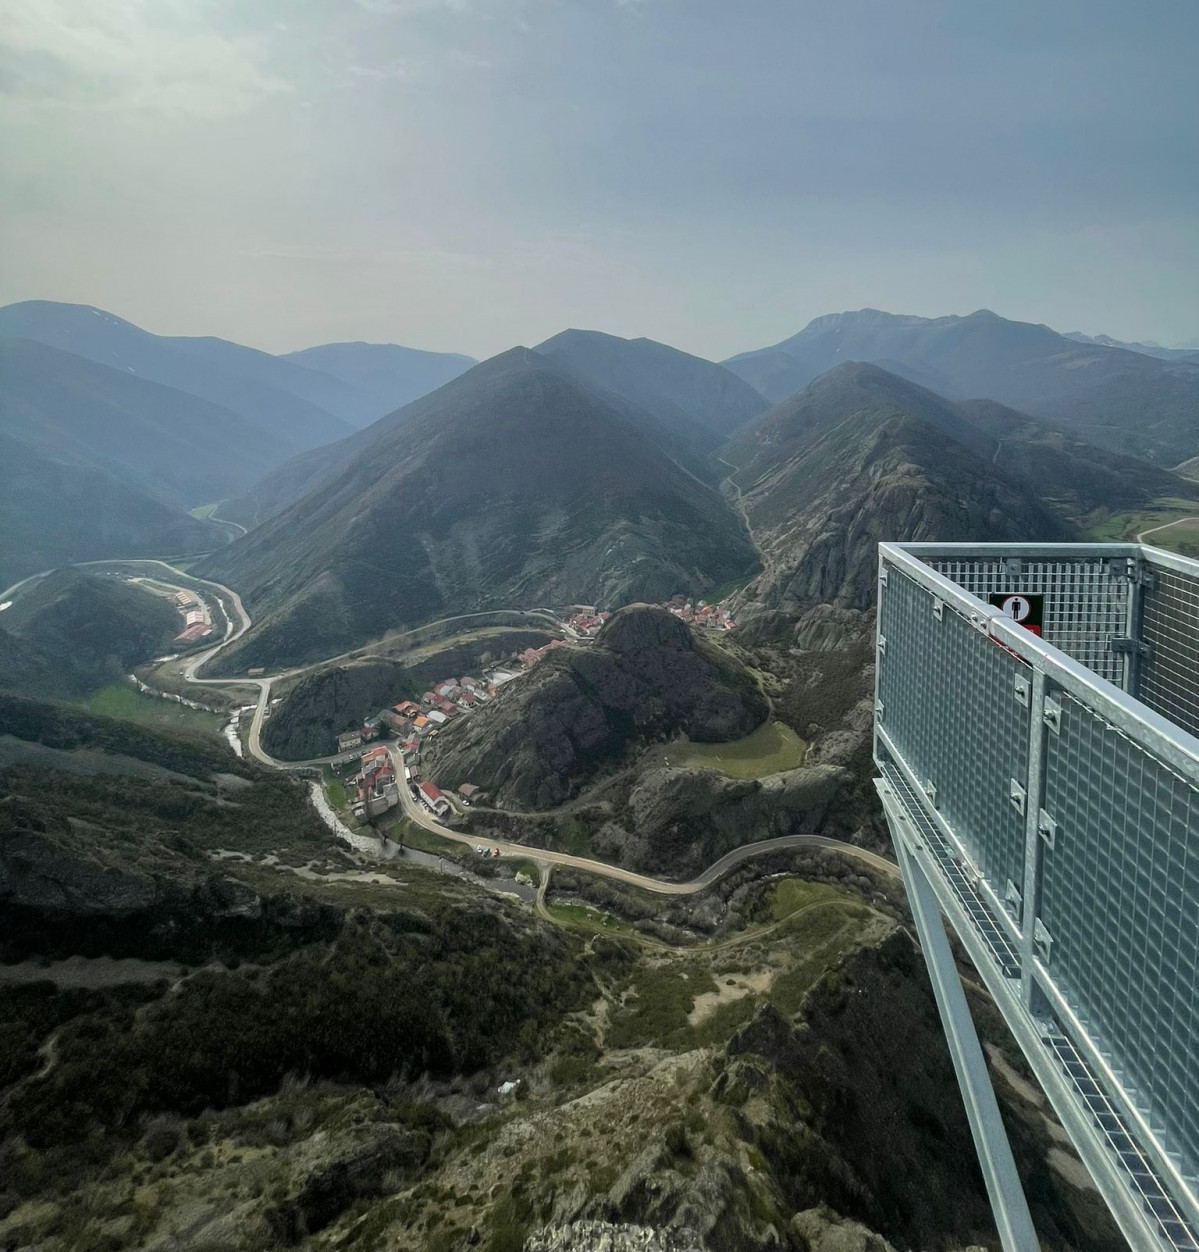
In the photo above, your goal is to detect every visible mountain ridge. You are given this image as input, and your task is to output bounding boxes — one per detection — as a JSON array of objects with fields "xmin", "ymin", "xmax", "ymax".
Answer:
[
  {"xmin": 722, "ymin": 360, "xmax": 1192, "ymax": 624},
  {"xmin": 535, "ymin": 328, "xmax": 769, "ymax": 446},
  {"xmin": 723, "ymin": 307, "xmax": 1199, "ymax": 466},
  {"xmin": 0, "ymin": 300, "xmax": 355, "ymax": 454},
  {"xmin": 199, "ymin": 348, "xmax": 758, "ymax": 669}
]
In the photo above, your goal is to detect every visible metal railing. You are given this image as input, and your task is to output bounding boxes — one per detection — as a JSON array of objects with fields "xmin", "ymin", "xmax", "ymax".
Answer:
[{"xmin": 874, "ymin": 541, "xmax": 1199, "ymax": 1252}]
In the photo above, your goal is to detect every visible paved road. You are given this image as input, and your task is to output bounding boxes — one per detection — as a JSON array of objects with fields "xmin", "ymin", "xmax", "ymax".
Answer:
[
  {"xmin": 390, "ymin": 746, "xmax": 896, "ymax": 893},
  {"xmin": 3, "ymin": 553, "xmax": 897, "ymax": 896}
]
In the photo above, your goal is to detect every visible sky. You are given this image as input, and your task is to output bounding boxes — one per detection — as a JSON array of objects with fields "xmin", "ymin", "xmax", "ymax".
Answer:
[{"xmin": 1, "ymin": 0, "xmax": 1197, "ymax": 360}]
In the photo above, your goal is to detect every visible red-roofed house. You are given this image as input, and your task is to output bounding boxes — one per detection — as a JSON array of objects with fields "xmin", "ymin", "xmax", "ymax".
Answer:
[{"xmin": 418, "ymin": 781, "xmax": 450, "ymax": 816}]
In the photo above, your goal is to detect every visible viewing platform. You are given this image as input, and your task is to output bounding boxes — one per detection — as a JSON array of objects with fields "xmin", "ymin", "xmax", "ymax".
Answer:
[{"xmin": 874, "ymin": 542, "xmax": 1199, "ymax": 1251}]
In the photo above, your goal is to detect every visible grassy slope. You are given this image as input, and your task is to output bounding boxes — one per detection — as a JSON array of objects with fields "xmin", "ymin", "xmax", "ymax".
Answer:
[
  {"xmin": 666, "ymin": 721, "xmax": 806, "ymax": 779},
  {"xmin": 0, "ymin": 571, "xmax": 184, "ymax": 704}
]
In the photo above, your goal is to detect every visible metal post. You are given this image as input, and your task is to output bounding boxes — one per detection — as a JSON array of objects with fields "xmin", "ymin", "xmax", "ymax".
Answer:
[
  {"xmin": 1019, "ymin": 668, "xmax": 1048, "ymax": 1010},
  {"xmin": 884, "ymin": 789, "xmax": 1041, "ymax": 1252}
]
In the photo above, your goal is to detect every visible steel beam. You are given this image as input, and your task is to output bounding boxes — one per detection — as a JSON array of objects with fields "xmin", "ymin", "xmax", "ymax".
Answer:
[{"xmin": 882, "ymin": 789, "xmax": 1041, "ymax": 1252}]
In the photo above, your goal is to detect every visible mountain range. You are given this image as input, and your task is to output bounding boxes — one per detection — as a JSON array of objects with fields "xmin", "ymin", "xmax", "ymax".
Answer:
[
  {"xmin": 4, "ymin": 297, "xmax": 1196, "ymax": 655},
  {"xmin": 722, "ymin": 361, "xmax": 1197, "ymax": 621},
  {"xmin": 199, "ymin": 349, "xmax": 761, "ymax": 669},
  {"xmin": 218, "ymin": 327, "xmax": 768, "ymax": 528},
  {"xmin": 0, "ymin": 301, "xmax": 480, "ymax": 582},
  {"xmin": 724, "ymin": 308, "xmax": 1199, "ymax": 467},
  {"xmin": 1063, "ymin": 331, "xmax": 1199, "ymax": 364}
]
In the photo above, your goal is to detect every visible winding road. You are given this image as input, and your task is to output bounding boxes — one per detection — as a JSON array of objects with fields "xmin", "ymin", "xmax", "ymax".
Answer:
[{"xmin": 3, "ymin": 555, "xmax": 898, "ymax": 894}]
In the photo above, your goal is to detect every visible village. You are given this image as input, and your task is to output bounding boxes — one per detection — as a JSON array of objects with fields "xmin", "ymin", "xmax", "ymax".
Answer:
[
  {"xmin": 335, "ymin": 672, "xmax": 496, "ymax": 824},
  {"xmin": 333, "ymin": 595, "xmax": 736, "ymax": 825}
]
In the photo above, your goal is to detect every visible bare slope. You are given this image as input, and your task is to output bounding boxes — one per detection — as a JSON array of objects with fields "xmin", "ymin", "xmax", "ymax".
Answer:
[
  {"xmin": 723, "ymin": 363, "xmax": 1074, "ymax": 615},
  {"xmin": 200, "ymin": 351, "xmax": 758, "ymax": 670},
  {"xmin": 724, "ymin": 307, "xmax": 1199, "ymax": 466}
]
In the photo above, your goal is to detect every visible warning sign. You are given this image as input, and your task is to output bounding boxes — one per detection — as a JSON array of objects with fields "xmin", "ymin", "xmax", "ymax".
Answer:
[{"xmin": 989, "ymin": 592, "xmax": 1044, "ymax": 636}]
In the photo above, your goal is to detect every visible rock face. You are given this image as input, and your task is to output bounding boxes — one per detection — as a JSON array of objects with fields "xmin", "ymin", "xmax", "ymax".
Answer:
[
  {"xmin": 723, "ymin": 364, "xmax": 1071, "ymax": 619},
  {"xmin": 426, "ymin": 606, "xmax": 768, "ymax": 809},
  {"xmin": 592, "ymin": 764, "xmax": 847, "ymax": 876},
  {"xmin": 524, "ymin": 1221, "xmax": 701, "ymax": 1252}
]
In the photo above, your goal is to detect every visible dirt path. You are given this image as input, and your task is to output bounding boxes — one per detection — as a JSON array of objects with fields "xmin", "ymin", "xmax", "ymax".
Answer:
[{"xmin": 1136, "ymin": 516, "xmax": 1199, "ymax": 544}]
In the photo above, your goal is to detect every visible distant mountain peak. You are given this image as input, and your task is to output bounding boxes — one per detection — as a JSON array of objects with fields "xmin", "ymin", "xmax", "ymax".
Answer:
[
  {"xmin": 798, "ymin": 309, "xmax": 930, "ymax": 335},
  {"xmin": 722, "ymin": 305, "xmax": 1199, "ymax": 466}
]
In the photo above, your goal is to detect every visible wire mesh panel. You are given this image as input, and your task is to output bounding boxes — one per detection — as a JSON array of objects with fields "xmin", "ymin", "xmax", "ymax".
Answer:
[
  {"xmin": 1039, "ymin": 690, "xmax": 1199, "ymax": 1185},
  {"xmin": 923, "ymin": 554, "xmax": 1131, "ymax": 686},
  {"xmin": 878, "ymin": 567, "xmax": 1031, "ymax": 904},
  {"xmin": 876, "ymin": 542, "xmax": 1199, "ymax": 1250},
  {"xmin": 1140, "ymin": 559, "xmax": 1199, "ymax": 740}
]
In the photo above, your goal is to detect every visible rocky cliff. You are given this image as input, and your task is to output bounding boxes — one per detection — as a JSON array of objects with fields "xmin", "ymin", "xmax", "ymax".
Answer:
[
  {"xmin": 590, "ymin": 763, "xmax": 846, "ymax": 876},
  {"xmin": 425, "ymin": 606, "xmax": 768, "ymax": 808}
]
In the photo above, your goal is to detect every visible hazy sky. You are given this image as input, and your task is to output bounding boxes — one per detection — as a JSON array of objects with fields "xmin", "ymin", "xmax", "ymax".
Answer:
[{"xmin": 2, "ymin": 0, "xmax": 1197, "ymax": 359}]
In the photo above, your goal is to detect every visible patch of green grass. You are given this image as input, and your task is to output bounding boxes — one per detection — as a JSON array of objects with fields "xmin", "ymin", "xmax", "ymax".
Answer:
[
  {"xmin": 188, "ymin": 503, "xmax": 220, "ymax": 519},
  {"xmin": 607, "ymin": 963, "xmax": 718, "ymax": 1050},
  {"xmin": 1086, "ymin": 497, "xmax": 1199, "ymax": 551},
  {"xmin": 667, "ymin": 721, "xmax": 806, "ymax": 780},
  {"xmin": 325, "ymin": 780, "xmax": 348, "ymax": 809},
  {"xmin": 768, "ymin": 879, "xmax": 847, "ymax": 923},
  {"xmin": 388, "ymin": 818, "xmax": 472, "ymax": 863},
  {"xmin": 546, "ymin": 904, "xmax": 637, "ymax": 939},
  {"xmin": 704, "ymin": 575, "xmax": 754, "ymax": 603},
  {"xmin": 86, "ymin": 685, "xmax": 222, "ymax": 736},
  {"xmin": 556, "ymin": 816, "xmax": 592, "ymax": 856}
]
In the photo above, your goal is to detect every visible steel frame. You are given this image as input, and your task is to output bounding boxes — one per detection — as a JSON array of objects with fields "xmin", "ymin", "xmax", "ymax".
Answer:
[{"xmin": 874, "ymin": 541, "xmax": 1199, "ymax": 1252}]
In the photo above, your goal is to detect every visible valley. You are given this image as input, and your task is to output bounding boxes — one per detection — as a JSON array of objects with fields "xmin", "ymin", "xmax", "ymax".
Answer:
[
  {"xmin": 7, "ymin": 0, "xmax": 1199, "ymax": 1239},
  {"xmin": 3, "ymin": 296, "xmax": 1195, "ymax": 1252}
]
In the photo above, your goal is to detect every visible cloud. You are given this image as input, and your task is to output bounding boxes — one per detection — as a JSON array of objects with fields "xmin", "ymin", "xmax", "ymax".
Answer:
[{"xmin": 0, "ymin": 0, "xmax": 291, "ymax": 116}]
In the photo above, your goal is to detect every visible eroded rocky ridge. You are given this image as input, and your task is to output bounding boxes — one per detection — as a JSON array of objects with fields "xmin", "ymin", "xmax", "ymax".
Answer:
[
  {"xmin": 591, "ymin": 763, "xmax": 846, "ymax": 877},
  {"xmin": 425, "ymin": 606, "xmax": 768, "ymax": 809}
]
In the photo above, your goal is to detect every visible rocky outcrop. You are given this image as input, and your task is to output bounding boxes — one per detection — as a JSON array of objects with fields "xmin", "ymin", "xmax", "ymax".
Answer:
[
  {"xmin": 792, "ymin": 1207, "xmax": 900, "ymax": 1252},
  {"xmin": 790, "ymin": 606, "xmax": 873, "ymax": 653},
  {"xmin": 592, "ymin": 764, "xmax": 846, "ymax": 876},
  {"xmin": 426, "ymin": 607, "xmax": 768, "ymax": 809},
  {"xmin": 524, "ymin": 1221, "xmax": 701, "ymax": 1252},
  {"xmin": 718, "ymin": 935, "xmax": 1123, "ymax": 1252},
  {"xmin": 266, "ymin": 1127, "xmax": 431, "ymax": 1244}
]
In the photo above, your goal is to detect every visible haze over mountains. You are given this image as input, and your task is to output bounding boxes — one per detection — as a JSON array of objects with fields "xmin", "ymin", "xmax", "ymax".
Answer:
[
  {"xmin": 0, "ymin": 301, "xmax": 479, "ymax": 583},
  {"xmin": 535, "ymin": 329, "xmax": 769, "ymax": 447},
  {"xmin": 199, "ymin": 348, "xmax": 760, "ymax": 668},
  {"xmin": 724, "ymin": 308, "xmax": 1199, "ymax": 467},
  {"xmin": 4, "ymin": 296, "xmax": 1196, "ymax": 636},
  {"xmin": 1062, "ymin": 331, "xmax": 1199, "ymax": 364}
]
